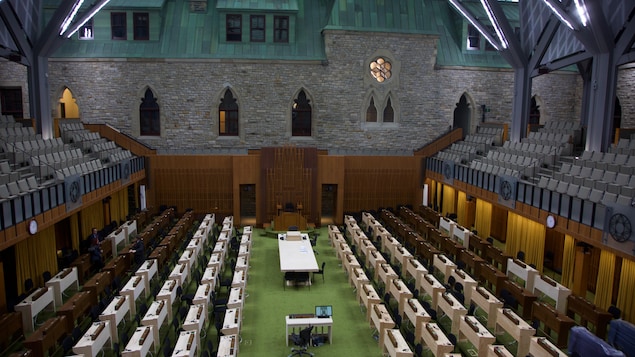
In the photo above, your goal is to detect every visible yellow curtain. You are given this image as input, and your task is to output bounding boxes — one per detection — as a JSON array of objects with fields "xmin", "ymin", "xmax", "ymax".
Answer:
[
  {"xmin": 110, "ymin": 189, "xmax": 129, "ymax": 224},
  {"xmin": 474, "ymin": 199, "xmax": 492, "ymax": 239},
  {"xmin": 15, "ymin": 226, "xmax": 58, "ymax": 294},
  {"xmin": 70, "ymin": 213, "xmax": 80, "ymax": 252},
  {"xmin": 456, "ymin": 191, "xmax": 467, "ymax": 227},
  {"xmin": 617, "ymin": 259, "xmax": 635, "ymax": 323},
  {"xmin": 80, "ymin": 201, "xmax": 105, "ymax": 239},
  {"xmin": 442, "ymin": 185, "xmax": 456, "ymax": 217},
  {"xmin": 505, "ymin": 212, "xmax": 545, "ymax": 270},
  {"xmin": 594, "ymin": 250, "xmax": 615, "ymax": 310},
  {"xmin": 561, "ymin": 235, "xmax": 576, "ymax": 288}
]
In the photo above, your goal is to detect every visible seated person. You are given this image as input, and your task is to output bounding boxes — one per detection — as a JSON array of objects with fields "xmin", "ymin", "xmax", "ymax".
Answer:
[{"xmin": 129, "ymin": 238, "xmax": 145, "ymax": 267}]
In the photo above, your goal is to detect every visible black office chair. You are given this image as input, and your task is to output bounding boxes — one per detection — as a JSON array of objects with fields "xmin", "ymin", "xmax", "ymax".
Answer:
[
  {"xmin": 608, "ymin": 305, "xmax": 622, "ymax": 319},
  {"xmin": 62, "ymin": 335, "xmax": 74, "ymax": 354},
  {"xmin": 313, "ymin": 262, "xmax": 326, "ymax": 283},
  {"xmin": 288, "ymin": 326, "xmax": 314, "ymax": 356},
  {"xmin": 516, "ymin": 250, "xmax": 525, "ymax": 262},
  {"xmin": 42, "ymin": 271, "xmax": 52, "ymax": 283},
  {"xmin": 288, "ymin": 225, "xmax": 299, "ymax": 231},
  {"xmin": 24, "ymin": 278, "xmax": 34, "ymax": 294}
]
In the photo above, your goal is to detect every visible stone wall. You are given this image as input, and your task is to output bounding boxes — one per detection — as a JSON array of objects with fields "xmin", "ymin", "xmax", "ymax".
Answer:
[
  {"xmin": 19, "ymin": 31, "xmax": 589, "ymax": 152},
  {"xmin": 0, "ymin": 60, "xmax": 30, "ymax": 118}
]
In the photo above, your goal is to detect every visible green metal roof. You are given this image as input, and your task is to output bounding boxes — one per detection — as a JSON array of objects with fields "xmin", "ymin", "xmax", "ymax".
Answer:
[
  {"xmin": 48, "ymin": 0, "xmax": 517, "ymax": 69},
  {"xmin": 216, "ymin": 0, "xmax": 299, "ymax": 11},
  {"xmin": 324, "ymin": 0, "xmax": 437, "ymax": 35}
]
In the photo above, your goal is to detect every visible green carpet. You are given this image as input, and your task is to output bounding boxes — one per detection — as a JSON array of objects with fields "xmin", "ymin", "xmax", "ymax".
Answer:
[{"xmin": 238, "ymin": 227, "xmax": 384, "ymax": 357}]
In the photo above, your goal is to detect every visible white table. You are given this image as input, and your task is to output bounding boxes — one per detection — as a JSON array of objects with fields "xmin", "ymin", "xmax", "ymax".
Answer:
[
  {"xmin": 285, "ymin": 315, "xmax": 333, "ymax": 346},
  {"xmin": 222, "ymin": 308, "xmax": 241, "ymax": 335},
  {"xmin": 108, "ymin": 228, "xmax": 128, "ymax": 257},
  {"xmin": 433, "ymin": 254, "xmax": 456, "ymax": 283},
  {"xmin": 458, "ymin": 315, "xmax": 495, "ymax": 357},
  {"xmin": 178, "ymin": 249, "xmax": 197, "ymax": 272},
  {"xmin": 172, "ymin": 330, "xmax": 198, "ymax": 357},
  {"xmin": 235, "ymin": 255, "xmax": 249, "ymax": 272},
  {"xmin": 120, "ymin": 275, "xmax": 146, "ymax": 315},
  {"xmin": 72, "ymin": 321, "xmax": 112, "ymax": 357},
  {"xmin": 201, "ymin": 267, "xmax": 219, "ymax": 287},
  {"xmin": 156, "ymin": 279, "xmax": 178, "ymax": 317},
  {"xmin": 169, "ymin": 263, "xmax": 190, "ymax": 287},
  {"xmin": 207, "ymin": 252, "xmax": 224, "ymax": 270},
  {"xmin": 185, "ymin": 238, "xmax": 203, "ymax": 258},
  {"xmin": 193, "ymin": 283, "xmax": 213, "ymax": 308},
  {"xmin": 383, "ymin": 329, "xmax": 413, "ymax": 357},
  {"xmin": 238, "ymin": 243, "xmax": 250, "ymax": 258},
  {"xmin": 469, "ymin": 286, "xmax": 503, "ymax": 329},
  {"xmin": 419, "ymin": 322, "xmax": 454, "ymax": 356},
  {"xmin": 278, "ymin": 233, "xmax": 319, "ymax": 272},
  {"xmin": 436, "ymin": 291, "xmax": 467, "ymax": 334},
  {"xmin": 45, "ymin": 267, "xmax": 79, "ymax": 307},
  {"xmin": 231, "ymin": 269, "xmax": 246, "ymax": 288},
  {"xmin": 370, "ymin": 304, "xmax": 395, "ymax": 348},
  {"xmin": 419, "ymin": 274, "xmax": 446, "ymax": 309},
  {"xmin": 450, "ymin": 268, "xmax": 477, "ymax": 303},
  {"xmin": 217, "ymin": 334, "xmax": 239, "ymax": 357},
  {"xmin": 135, "ymin": 260, "xmax": 158, "ymax": 295},
  {"xmin": 388, "ymin": 279, "xmax": 413, "ymax": 316},
  {"xmin": 378, "ymin": 263, "xmax": 399, "ymax": 288},
  {"xmin": 359, "ymin": 283, "xmax": 381, "ymax": 322},
  {"xmin": 529, "ymin": 336, "xmax": 568, "ymax": 357},
  {"xmin": 532, "ymin": 275, "xmax": 571, "ymax": 314},
  {"xmin": 506, "ymin": 258, "xmax": 539, "ymax": 291},
  {"xmin": 14, "ymin": 287, "xmax": 55, "ymax": 333},
  {"xmin": 141, "ymin": 300, "xmax": 168, "ymax": 350},
  {"xmin": 122, "ymin": 219, "xmax": 138, "ymax": 239},
  {"xmin": 228, "ymin": 287, "xmax": 245, "ymax": 310},
  {"xmin": 122, "ymin": 325, "xmax": 154, "ymax": 356},
  {"xmin": 182, "ymin": 304, "xmax": 206, "ymax": 349},
  {"xmin": 405, "ymin": 258, "xmax": 428, "ymax": 289},
  {"xmin": 403, "ymin": 298, "xmax": 430, "ymax": 339},
  {"xmin": 495, "ymin": 308, "xmax": 536, "ymax": 357},
  {"xmin": 99, "ymin": 295, "xmax": 130, "ymax": 343}
]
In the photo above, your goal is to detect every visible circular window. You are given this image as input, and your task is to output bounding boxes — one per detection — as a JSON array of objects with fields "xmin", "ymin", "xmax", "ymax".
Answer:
[{"xmin": 370, "ymin": 57, "xmax": 392, "ymax": 82}]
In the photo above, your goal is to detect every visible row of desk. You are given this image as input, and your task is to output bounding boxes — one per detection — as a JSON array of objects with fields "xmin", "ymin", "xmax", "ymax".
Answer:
[
  {"xmin": 348, "ymin": 212, "xmax": 568, "ymax": 357},
  {"xmin": 383, "ymin": 207, "xmax": 584, "ymax": 348}
]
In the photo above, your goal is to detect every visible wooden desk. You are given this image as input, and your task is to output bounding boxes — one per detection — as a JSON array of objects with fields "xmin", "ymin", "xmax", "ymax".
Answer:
[
  {"xmin": 416, "ymin": 240, "xmax": 440, "ymax": 263},
  {"xmin": 469, "ymin": 286, "xmax": 503, "ymax": 329},
  {"xmin": 72, "ymin": 321, "xmax": 112, "ymax": 357},
  {"xmin": 436, "ymin": 291, "xmax": 467, "ymax": 334},
  {"xmin": 156, "ymin": 279, "xmax": 177, "ymax": 317},
  {"xmin": 468, "ymin": 235, "xmax": 491, "ymax": 257},
  {"xmin": 495, "ymin": 308, "xmax": 535, "ymax": 357},
  {"xmin": 459, "ymin": 315, "xmax": 495, "ymax": 357},
  {"xmin": 178, "ymin": 249, "xmax": 197, "ymax": 272},
  {"xmin": 419, "ymin": 322, "xmax": 454, "ymax": 356},
  {"xmin": 343, "ymin": 253, "xmax": 361, "ymax": 277},
  {"xmin": 487, "ymin": 345, "xmax": 514, "ymax": 357},
  {"xmin": 450, "ymin": 268, "xmax": 477, "ymax": 303},
  {"xmin": 458, "ymin": 249, "xmax": 485, "ymax": 277},
  {"xmin": 148, "ymin": 245, "xmax": 168, "ymax": 268},
  {"xmin": 14, "ymin": 287, "xmax": 55, "ymax": 333},
  {"xmin": 565, "ymin": 294, "xmax": 612, "ymax": 339},
  {"xmin": 102, "ymin": 254, "xmax": 131, "ymax": 280},
  {"xmin": 405, "ymin": 258, "xmax": 428, "ymax": 289},
  {"xmin": 507, "ymin": 258, "xmax": 539, "ymax": 291},
  {"xmin": 393, "ymin": 246, "xmax": 414, "ymax": 271},
  {"xmin": 534, "ymin": 275, "xmax": 570, "ymax": 314},
  {"xmin": 370, "ymin": 304, "xmax": 395, "ymax": 348},
  {"xmin": 0, "ymin": 312, "xmax": 23, "ymax": 349},
  {"xmin": 57, "ymin": 291, "xmax": 94, "ymax": 333},
  {"xmin": 351, "ymin": 267, "xmax": 371, "ymax": 292},
  {"xmin": 369, "ymin": 250, "xmax": 387, "ymax": 279},
  {"xmin": 531, "ymin": 301, "xmax": 576, "ymax": 348},
  {"xmin": 502, "ymin": 280, "xmax": 537, "ymax": 320},
  {"xmin": 23, "ymin": 315, "xmax": 67, "ymax": 357},
  {"xmin": 478, "ymin": 262, "xmax": 508, "ymax": 295},
  {"xmin": 359, "ymin": 239, "xmax": 377, "ymax": 268},
  {"xmin": 82, "ymin": 271, "xmax": 112, "ymax": 303},
  {"xmin": 383, "ymin": 329, "xmax": 413, "ymax": 357},
  {"xmin": 484, "ymin": 245, "xmax": 510, "ymax": 272}
]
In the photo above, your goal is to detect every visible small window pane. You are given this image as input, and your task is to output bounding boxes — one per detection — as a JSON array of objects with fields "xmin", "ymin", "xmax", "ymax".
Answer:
[
  {"xmin": 383, "ymin": 98, "xmax": 394, "ymax": 123},
  {"xmin": 274, "ymin": 16, "xmax": 289, "ymax": 43},
  {"xmin": 467, "ymin": 24, "xmax": 480, "ymax": 50},
  {"xmin": 226, "ymin": 14, "xmax": 242, "ymax": 42},
  {"xmin": 366, "ymin": 98, "xmax": 377, "ymax": 122},
  {"xmin": 219, "ymin": 90, "xmax": 239, "ymax": 136},
  {"xmin": 250, "ymin": 15, "xmax": 265, "ymax": 42},
  {"xmin": 78, "ymin": 18, "xmax": 93, "ymax": 40},
  {"xmin": 292, "ymin": 90, "xmax": 311, "ymax": 136},
  {"xmin": 111, "ymin": 13, "xmax": 127, "ymax": 40},
  {"xmin": 140, "ymin": 89, "xmax": 160, "ymax": 136},
  {"xmin": 134, "ymin": 13, "xmax": 149, "ymax": 41}
]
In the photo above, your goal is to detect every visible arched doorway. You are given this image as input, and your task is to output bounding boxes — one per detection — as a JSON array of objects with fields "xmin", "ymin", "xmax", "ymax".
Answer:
[
  {"xmin": 613, "ymin": 97, "xmax": 622, "ymax": 143},
  {"xmin": 59, "ymin": 88, "xmax": 79, "ymax": 118},
  {"xmin": 453, "ymin": 94, "xmax": 471, "ymax": 138},
  {"xmin": 529, "ymin": 96, "xmax": 540, "ymax": 125}
]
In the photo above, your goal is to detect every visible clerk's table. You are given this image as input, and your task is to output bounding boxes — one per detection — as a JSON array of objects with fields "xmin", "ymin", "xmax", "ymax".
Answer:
[{"xmin": 285, "ymin": 315, "xmax": 333, "ymax": 346}]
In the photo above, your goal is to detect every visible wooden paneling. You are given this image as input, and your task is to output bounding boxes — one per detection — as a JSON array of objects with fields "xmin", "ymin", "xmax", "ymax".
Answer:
[
  {"xmin": 490, "ymin": 204, "xmax": 508, "ymax": 242},
  {"xmin": 233, "ymin": 154, "xmax": 260, "ymax": 226}
]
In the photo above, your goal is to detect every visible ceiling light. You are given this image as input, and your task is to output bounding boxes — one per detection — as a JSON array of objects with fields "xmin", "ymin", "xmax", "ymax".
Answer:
[
  {"xmin": 574, "ymin": 0, "xmax": 589, "ymax": 27},
  {"xmin": 59, "ymin": 0, "xmax": 84, "ymax": 36},
  {"xmin": 480, "ymin": 0, "xmax": 508, "ymax": 49},
  {"xmin": 540, "ymin": 0, "xmax": 576, "ymax": 30},
  {"xmin": 448, "ymin": 0, "xmax": 501, "ymax": 51},
  {"xmin": 65, "ymin": 0, "xmax": 111, "ymax": 38}
]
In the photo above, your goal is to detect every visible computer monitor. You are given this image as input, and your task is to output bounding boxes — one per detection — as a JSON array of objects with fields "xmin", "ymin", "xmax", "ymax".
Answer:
[{"xmin": 315, "ymin": 305, "xmax": 332, "ymax": 318}]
